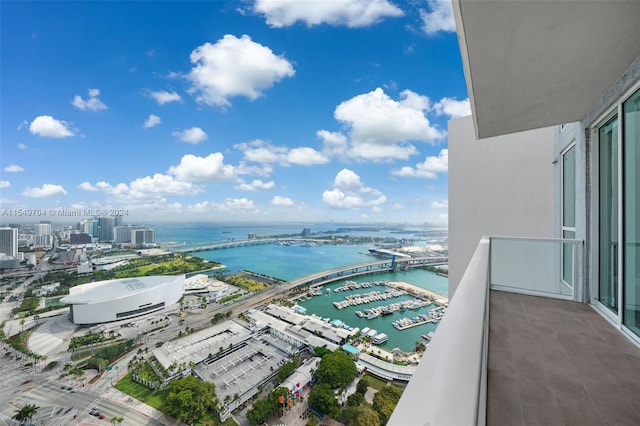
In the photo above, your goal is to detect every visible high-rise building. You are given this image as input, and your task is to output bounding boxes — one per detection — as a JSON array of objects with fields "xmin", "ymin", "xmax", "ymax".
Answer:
[
  {"xmin": 113, "ymin": 225, "xmax": 131, "ymax": 243},
  {"xmin": 98, "ymin": 217, "xmax": 115, "ymax": 242},
  {"xmin": 390, "ymin": 2, "xmax": 640, "ymax": 425},
  {"xmin": 34, "ymin": 234, "xmax": 51, "ymax": 248},
  {"xmin": 34, "ymin": 222, "xmax": 52, "ymax": 236},
  {"xmin": 70, "ymin": 233, "xmax": 92, "ymax": 245},
  {"xmin": 144, "ymin": 229, "xmax": 155, "ymax": 244},
  {"xmin": 0, "ymin": 227, "xmax": 18, "ymax": 257}
]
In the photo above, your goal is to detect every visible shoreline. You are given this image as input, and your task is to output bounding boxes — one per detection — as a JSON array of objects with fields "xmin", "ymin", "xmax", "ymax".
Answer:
[{"xmin": 385, "ymin": 281, "xmax": 448, "ymax": 305}]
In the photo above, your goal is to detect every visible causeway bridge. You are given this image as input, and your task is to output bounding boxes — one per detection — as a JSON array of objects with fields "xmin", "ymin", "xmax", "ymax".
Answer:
[
  {"xmin": 166, "ymin": 238, "xmax": 334, "ymax": 253},
  {"xmin": 282, "ymin": 256, "xmax": 448, "ymax": 291}
]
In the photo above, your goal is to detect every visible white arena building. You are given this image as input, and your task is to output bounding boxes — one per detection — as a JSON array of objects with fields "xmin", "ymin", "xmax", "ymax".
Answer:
[{"xmin": 61, "ymin": 275, "xmax": 184, "ymax": 325}]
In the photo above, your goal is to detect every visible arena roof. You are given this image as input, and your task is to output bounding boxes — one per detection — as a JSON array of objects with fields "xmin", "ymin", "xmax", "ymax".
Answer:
[{"xmin": 60, "ymin": 275, "xmax": 184, "ymax": 304}]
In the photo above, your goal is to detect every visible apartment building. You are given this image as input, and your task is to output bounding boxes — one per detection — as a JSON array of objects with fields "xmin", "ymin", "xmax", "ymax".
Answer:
[{"xmin": 390, "ymin": 1, "xmax": 640, "ymax": 425}]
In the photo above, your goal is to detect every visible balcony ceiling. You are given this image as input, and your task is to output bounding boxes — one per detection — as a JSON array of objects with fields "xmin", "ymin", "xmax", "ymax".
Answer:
[{"xmin": 454, "ymin": 0, "xmax": 640, "ymax": 139}]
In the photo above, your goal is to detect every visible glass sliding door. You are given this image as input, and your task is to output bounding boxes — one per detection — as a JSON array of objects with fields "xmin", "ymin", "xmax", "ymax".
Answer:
[
  {"xmin": 562, "ymin": 145, "xmax": 576, "ymax": 285},
  {"xmin": 623, "ymin": 89, "xmax": 640, "ymax": 335},
  {"xmin": 599, "ymin": 115, "xmax": 619, "ymax": 313}
]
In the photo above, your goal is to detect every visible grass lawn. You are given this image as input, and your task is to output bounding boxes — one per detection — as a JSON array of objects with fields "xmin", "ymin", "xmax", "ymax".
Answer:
[
  {"xmin": 114, "ymin": 374, "xmax": 167, "ymax": 411},
  {"xmin": 362, "ymin": 373, "xmax": 395, "ymax": 391}
]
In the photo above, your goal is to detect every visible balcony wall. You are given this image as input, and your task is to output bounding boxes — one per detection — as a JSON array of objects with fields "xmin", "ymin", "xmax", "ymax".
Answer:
[{"xmin": 388, "ymin": 236, "xmax": 640, "ymax": 426}]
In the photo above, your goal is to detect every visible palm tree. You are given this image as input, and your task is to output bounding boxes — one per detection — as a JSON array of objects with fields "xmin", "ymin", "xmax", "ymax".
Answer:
[
  {"xmin": 110, "ymin": 415, "xmax": 124, "ymax": 425},
  {"xmin": 12, "ymin": 403, "xmax": 39, "ymax": 425}
]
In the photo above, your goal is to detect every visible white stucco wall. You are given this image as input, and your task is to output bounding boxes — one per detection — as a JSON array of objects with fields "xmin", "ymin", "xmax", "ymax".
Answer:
[{"xmin": 448, "ymin": 116, "xmax": 556, "ymax": 297}]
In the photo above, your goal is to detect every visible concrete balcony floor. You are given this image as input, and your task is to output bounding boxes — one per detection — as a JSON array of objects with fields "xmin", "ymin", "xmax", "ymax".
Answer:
[{"xmin": 488, "ymin": 290, "xmax": 640, "ymax": 425}]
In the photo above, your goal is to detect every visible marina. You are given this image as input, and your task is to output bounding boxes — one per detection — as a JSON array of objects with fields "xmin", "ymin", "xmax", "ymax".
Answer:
[
  {"xmin": 393, "ymin": 308, "xmax": 445, "ymax": 330},
  {"xmin": 331, "ymin": 288, "xmax": 407, "ymax": 309},
  {"xmin": 355, "ymin": 298, "xmax": 432, "ymax": 319},
  {"xmin": 296, "ymin": 273, "xmax": 448, "ymax": 351}
]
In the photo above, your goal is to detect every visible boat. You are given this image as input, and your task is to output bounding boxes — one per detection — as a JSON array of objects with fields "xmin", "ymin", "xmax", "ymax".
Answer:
[
  {"xmin": 372, "ymin": 333, "xmax": 388, "ymax": 344},
  {"xmin": 421, "ymin": 334, "xmax": 431, "ymax": 341},
  {"xmin": 361, "ymin": 327, "xmax": 371, "ymax": 335}
]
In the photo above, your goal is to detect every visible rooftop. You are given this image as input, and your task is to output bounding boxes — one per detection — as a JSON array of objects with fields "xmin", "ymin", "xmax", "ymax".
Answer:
[{"xmin": 60, "ymin": 275, "xmax": 184, "ymax": 304}]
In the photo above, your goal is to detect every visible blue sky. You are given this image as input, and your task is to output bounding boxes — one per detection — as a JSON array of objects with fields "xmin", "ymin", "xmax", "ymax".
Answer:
[{"xmin": 0, "ymin": 0, "xmax": 469, "ymax": 225}]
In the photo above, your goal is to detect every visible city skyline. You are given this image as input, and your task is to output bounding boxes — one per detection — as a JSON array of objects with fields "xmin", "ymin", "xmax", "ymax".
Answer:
[{"xmin": 1, "ymin": 1, "xmax": 468, "ymax": 224}]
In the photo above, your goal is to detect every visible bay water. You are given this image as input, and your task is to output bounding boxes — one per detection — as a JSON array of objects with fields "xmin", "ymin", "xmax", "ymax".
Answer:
[{"xmin": 154, "ymin": 223, "xmax": 448, "ymax": 352}]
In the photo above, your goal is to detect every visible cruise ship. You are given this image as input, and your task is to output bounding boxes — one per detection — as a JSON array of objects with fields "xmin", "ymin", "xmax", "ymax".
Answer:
[{"xmin": 372, "ymin": 333, "xmax": 388, "ymax": 345}]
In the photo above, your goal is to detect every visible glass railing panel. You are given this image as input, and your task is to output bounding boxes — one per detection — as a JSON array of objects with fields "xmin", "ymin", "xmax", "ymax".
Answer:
[{"xmin": 490, "ymin": 237, "xmax": 583, "ymax": 300}]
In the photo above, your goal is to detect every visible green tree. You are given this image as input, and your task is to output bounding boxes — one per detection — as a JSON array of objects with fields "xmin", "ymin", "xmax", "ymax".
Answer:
[
  {"xmin": 351, "ymin": 406, "xmax": 381, "ymax": 426},
  {"xmin": 12, "ymin": 403, "xmax": 39, "ymax": 425},
  {"xmin": 165, "ymin": 376, "xmax": 217, "ymax": 425},
  {"xmin": 315, "ymin": 351, "xmax": 357, "ymax": 388},
  {"xmin": 313, "ymin": 346, "xmax": 332, "ymax": 357},
  {"xmin": 372, "ymin": 386, "xmax": 403, "ymax": 425},
  {"xmin": 308, "ymin": 384, "xmax": 340, "ymax": 418},
  {"xmin": 246, "ymin": 399, "xmax": 273, "ymax": 425},
  {"xmin": 356, "ymin": 377, "xmax": 369, "ymax": 395},
  {"xmin": 277, "ymin": 359, "xmax": 297, "ymax": 382},
  {"xmin": 110, "ymin": 416, "xmax": 124, "ymax": 425},
  {"xmin": 346, "ymin": 392, "xmax": 366, "ymax": 407}
]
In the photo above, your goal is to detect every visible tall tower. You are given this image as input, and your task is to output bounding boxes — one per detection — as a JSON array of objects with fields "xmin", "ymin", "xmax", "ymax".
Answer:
[
  {"xmin": 0, "ymin": 227, "xmax": 18, "ymax": 257},
  {"xmin": 98, "ymin": 217, "xmax": 115, "ymax": 242}
]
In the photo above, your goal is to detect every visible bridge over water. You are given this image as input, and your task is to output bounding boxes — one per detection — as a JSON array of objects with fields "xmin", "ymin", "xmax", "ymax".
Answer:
[
  {"xmin": 282, "ymin": 256, "xmax": 448, "ymax": 291},
  {"xmin": 166, "ymin": 238, "xmax": 334, "ymax": 253}
]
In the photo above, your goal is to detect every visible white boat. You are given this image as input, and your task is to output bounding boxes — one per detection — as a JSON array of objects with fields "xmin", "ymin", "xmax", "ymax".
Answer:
[{"xmin": 372, "ymin": 333, "xmax": 388, "ymax": 344}]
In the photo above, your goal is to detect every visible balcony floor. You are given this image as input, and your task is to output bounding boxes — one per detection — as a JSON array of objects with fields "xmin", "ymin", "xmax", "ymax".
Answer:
[{"xmin": 488, "ymin": 290, "xmax": 640, "ymax": 425}]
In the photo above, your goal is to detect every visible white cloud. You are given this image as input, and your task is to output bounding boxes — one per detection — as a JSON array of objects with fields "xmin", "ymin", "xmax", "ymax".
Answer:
[
  {"xmin": 87, "ymin": 174, "xmax": 202, "ymax": 202},
  {"xmin": 322, "ymin": 168, "xmax": 386, "ymax": 209},
  {"xmin": 17, "ymin": 143, "xmax": 27, "ymax": 150},
  {"xmin": 128, "ymin": 174, "xmax": 201, "ymax": 198},
  {"xmin": 0, "ymin": 181, "xmax": 10, "ymax": 188},
  {"xmin": 431, "ymin": 199, "xmax": 448, "ymax": 209},
  {"xmin": 190, "ymin": 198, "xmax": 259, "ymax": 213},
  {"xmin": 287, "ymin": 147, "xmax": 329, "ymax": 165},
  {"xmin": 317, "ymin": 130, "xmax": 348, "ymax": 158},
  {"xmin": 236, "ymin": 140, "xmax": 287, "ymax": 164},
  {"xmin": 235, "ymin": 140, "xmax": 327, "ymax": 167},
  {"xmin": 270, "ymin": 195, "xmax": 295, "ymax": 206},
  {"xmin": 254, "ymin": 0, "xmax": 403, "ymax": 28},
  {"xmin": 3, "ymin": 165, "xmax": 24, "ymax": 173},
  {"xmin": 235, "ymin": 179, "xmax": 276, "ymax": 191},
  {"xmin": 390, "ymin": 203, "xmax": 404, "ymax": 210},
  {"xmin": 143, "ymin": 114, "xmax": 162, "ymax": 128},
  {"xmin": 72, "ymin": 88, "xmax": 108, "ymax": 111},
  {"xmin": 78, "ymin": 182, "xmax": 98, "ymax": 192},
  {"xmin": 168, "ymin": 153, "xmax": 236, "ymax": 182},
  {"xmin": 420, "ymin": 0, "xmax": 456, "ymax": 35},
  {"xmin": 433, "ymin": 97, "xmax": 471, "ymax": 118},
  {"xmin": 332, "ymin": 88, "xmax": 445, "ymax": 161},
  {"xmin": 391, "ymin": 149, "xmax": 448, "ymax": 179},
  {"xmin": 187, "ymin": 34, "xmax": 295, "ymax": 107},
  {"xmin": 149, "ymin": 90, "xmax": 182, "ymax": 105},
  {"xmin": 172, "ymin": 127, "xmax": 208, "ymax": 144},
  {"xmin": 29, "ymin": 115, "xmax": 75, "ymax": 138},
  {"xmin": 22, "ymin": 184, "xmax": 68, "ymax": 198}
]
